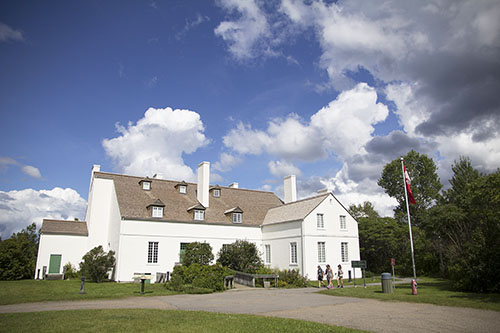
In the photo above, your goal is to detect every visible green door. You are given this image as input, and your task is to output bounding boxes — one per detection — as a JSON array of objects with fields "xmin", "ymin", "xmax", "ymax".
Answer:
[{"xmin": 48, "ymin": 254, "xmax": 62, "ymax": 274}]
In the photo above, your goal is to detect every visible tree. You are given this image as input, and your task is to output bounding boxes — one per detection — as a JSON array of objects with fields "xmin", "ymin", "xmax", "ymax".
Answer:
[
  {"xmin": 216, "ymin": 240, "xmax": 262, "ymax": 273},
  {"xmin": 348, "ymin": 201, "xmax": 380, "ymax": 220},
  {"xmin": 180, "ymin": 242, "xmax": 214, "ymax": 266},
  {"xmin": 79, "ymin": 246, "xmax": 115, "ymax": 283},
  {"xmin": 0, "ymin": 223, "xmax": 39, "ymax": 280},
  {"xmin": 378, "ymin": 150, "xmax": 442, "ymax": 226},
  {"xmin": 442, "ymin": 156, "xmax": 481, "ymax": 207}
]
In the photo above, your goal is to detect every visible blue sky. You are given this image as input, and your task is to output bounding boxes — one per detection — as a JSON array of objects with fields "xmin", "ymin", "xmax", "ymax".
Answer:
[{"xmin": 1, "ymin": 0, "xmax": 499, "ymax": 238}]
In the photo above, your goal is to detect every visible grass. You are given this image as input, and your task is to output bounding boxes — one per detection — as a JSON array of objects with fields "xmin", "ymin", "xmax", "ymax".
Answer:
[
  {"xmin": 318, "ymin": 277, "xmax": 500, "ymax": 312},
  {"xmin": 0, "ymin": 279, "xmax": 179, "ymax": 305},
  {"xmin": 0, "ymin": 309, "xmax": 364, "ymax": 332}
]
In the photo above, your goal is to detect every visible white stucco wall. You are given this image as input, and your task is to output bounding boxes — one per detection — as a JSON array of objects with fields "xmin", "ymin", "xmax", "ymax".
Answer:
[
  {"xmin": 302, "ymin": 194, "xmax": 361, "ymax": 279},
  {"xmin": 261, "ymin": 221, "xmax": 302, "ymax": 273},
  {"xmin": 34, "ymin": 233, "xmax": 88, "ymax": 278},
  {"xmin": 115, "ymin": 219, "xmax": 262, "ymax": 282}
]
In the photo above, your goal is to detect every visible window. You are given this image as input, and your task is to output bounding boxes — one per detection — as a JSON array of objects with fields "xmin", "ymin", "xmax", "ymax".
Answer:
[
  {"xmin": 179, "ymin": 185, "xmax": 187, "ymax": 194},
  {"xmin": 148, "ymin": 241, "xmax": 159, "ymax": 263},
  {"xmin": 265, "ymin": 244, "xmax": 271, "ymax": 264},
  {"xmin": 142, "ymin": 181, "xmax": 151, "ymax": 190},
  {"xmin": 290, "ymin": 242, "xmax": 297, "ymax": 264},
  {"xmin": 179, "ymin": 242, "xmax": 189, "ymax": 263},
  {"xmin": 152, "ymin": 206, "xmax": 163, "ymax": 218},
  {"xmin": 341, "ymin": 242, "xmax": 349, "ymax": 262},
  {"xmin": 232, "ymin": 212, "xmax": 242, "ymax": 223},
  {"xmin": 317, "ymin": 213, "xmax": 324, "ymax": 229},
  {"xmin": 318, "ymin": 242, "xmax": 326, "ymax": 263},
  {"xmin": 194, "ymin": 210, "xmax": 204, "ymax": 221},
  {"xmin": 340, "ymin": 215, "xmax": 347, "ymax": 230},
  {"xmin": 213, "ymin": 189, "xmax": 220, "ymax": 197}
]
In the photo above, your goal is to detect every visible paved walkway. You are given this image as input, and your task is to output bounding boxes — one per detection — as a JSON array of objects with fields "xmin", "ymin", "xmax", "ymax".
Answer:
[{"xmin": 1, "ymin": 286, "xmax": 499, "ymax": 332}]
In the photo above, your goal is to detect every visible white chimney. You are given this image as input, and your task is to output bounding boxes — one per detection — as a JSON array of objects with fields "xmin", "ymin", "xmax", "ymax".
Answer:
[
  {"xmin": 92, "ymin": 164, "xmax": 101, "ymax": 173},
  {"xmin": 153, "ymin": 173, "xmax": 164, "ymax": 180},
  {"xmin": 229, "ymin": 182, "xmax": 239, "ymax": 188},
  {"xmin": 284, "ymin": 175, "xmax": 297, "ymax": 204},
  {"xmin": 197, "ymin": 162, "xmax": 210, "ymax": 207}
]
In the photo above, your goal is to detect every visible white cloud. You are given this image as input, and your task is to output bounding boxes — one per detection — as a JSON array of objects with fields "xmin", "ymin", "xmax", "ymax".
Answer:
[
  {"xmin": 21, "ymin": 165, "xmax": 42, "ymax": 179},
  {"xmin": 102, "ymin": 107, "xmax": 209, "ymax": 181},
  {"xmin": 0, "ymin": 23, "xmax": 24, "ymax": 42},
  {"xmin": 213, "ymin": 152, "xmax": 242, "ymax": 172},
  {"xmin": 223, "ymin": 83, "xmax": 388, "ymax": 161},
  {"xmin": 268, "ymin": 160, "xmax": 301, "ymax": 178},
  {"xmin": 0, "ymin": 157, "xmax": 43, "ymax": 179},
  {"xmin": 176, "ymin": 13, "xmax": 210, "ymax": 40},
  {"xmin": 0, "ymin": 188, "xmax": 87, "ymax": 239},
  {"xmin": 214, "ymin": 0, "xmax": 271, "ymax": 60}
]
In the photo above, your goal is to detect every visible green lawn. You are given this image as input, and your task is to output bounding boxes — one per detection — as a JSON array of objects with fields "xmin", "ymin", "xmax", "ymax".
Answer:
[
  {"xmin": 0, "ymin": 309, "xmax": 364, "ymax": 332},
  {"xmin": 0, "ymin": 279, "xmax": 178, "ymax": 305},
  {"xmin": 319, "ymin": 277, "xmax": 500, "ymax": 312}
]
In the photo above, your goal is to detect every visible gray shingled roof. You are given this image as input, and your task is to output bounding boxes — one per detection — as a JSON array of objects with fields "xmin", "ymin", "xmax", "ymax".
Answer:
[
  {"xmin": 95, "ymin": 172, "xmax": 284, "ymax": 226},
  {"xmin": 40, "ymin": 219, "xmax": 89, "ymax": 236},
  {"xmin": 262, "ymin": 193, "xmax": 329, "ymax": 225}
]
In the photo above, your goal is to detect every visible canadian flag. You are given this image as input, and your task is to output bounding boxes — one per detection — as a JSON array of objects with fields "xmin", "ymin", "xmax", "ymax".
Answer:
[{"xmin": 403, "ymin": 164, "xmax": 417, "ymax": 205}]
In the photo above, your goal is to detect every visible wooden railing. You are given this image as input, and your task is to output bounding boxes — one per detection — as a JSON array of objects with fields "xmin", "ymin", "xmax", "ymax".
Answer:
[{"xmin": 234, "ymin": 271, "xmax": 279, "ymax": 288}]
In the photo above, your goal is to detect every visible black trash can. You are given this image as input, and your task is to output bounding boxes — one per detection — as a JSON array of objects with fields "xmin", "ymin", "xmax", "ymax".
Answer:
[{"xmin": 381, "ymin": 272, "xmax": 393, "ymax": 293}]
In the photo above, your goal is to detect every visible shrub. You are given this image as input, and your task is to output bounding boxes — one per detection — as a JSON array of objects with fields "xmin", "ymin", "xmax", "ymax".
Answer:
[
  {"xmin": 79, "ymin": 246, "xmax": 115, "ymax": 283},
  {"xmin": 63, "ymin": 262, "xmax": 79, "ymax": 279},
  {"xmin": 181, "ymin": 242, "xmax": 214, "ymax": 266},
  {"xmin": 167, "ymin": 263, "xmax": 232, "ymax": 293},
  {"xmin": 216, "ymin": 240, "xmax": 263, "ymax": 273}
]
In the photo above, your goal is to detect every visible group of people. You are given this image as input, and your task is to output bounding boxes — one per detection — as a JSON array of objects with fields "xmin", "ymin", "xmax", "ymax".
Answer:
[{"xmin": 317, "ymin": 264, "xmax": 344, "ymax": 289}]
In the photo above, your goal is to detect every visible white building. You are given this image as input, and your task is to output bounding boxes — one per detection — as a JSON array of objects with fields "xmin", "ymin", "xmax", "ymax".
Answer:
[{"xmin": 35, "ymin": 162, "xmax": 360, "ymax": 282}]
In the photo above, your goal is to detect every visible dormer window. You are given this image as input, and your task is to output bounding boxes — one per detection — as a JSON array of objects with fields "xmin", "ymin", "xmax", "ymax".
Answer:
[
  {"xmin": 187, "ymin": 203, "xmax": 206, "ymax": 221},
  {"xmin": 213, "ymin": 189, "xmax": 220, "ymax": 197},
  {"xmin": 175, "ymin": 181, "xmax": 188, "ymax": 194},
  {"xmin": 232, "ymin": 212, "xmax": 242, "ymax": 223},
  {"xmin": 224, "ymin": 207, "xmax": 243, "ymax": 224},
  {"xmin": 210, "ymin": 185, "xmax": 221, "ymax": 198},
  {"xmin": 139, "ymin": 179, "xmax": 152, "ymax": 191},
  {"xmin": 147, "ymin": 199, "xmax": 165, "ymax": 218}
]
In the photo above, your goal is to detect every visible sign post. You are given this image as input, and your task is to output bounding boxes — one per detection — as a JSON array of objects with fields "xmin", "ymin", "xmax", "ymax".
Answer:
[
  {"xmin": 351, "ymin": 260, "xmax": 367, "ymax": 288},
  {"xmin": 391, "ymin": 258, "xmax": 396, "ymax": 289}
]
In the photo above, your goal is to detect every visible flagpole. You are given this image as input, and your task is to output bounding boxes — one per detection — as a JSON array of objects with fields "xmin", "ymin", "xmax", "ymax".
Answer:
[{"xmin": 401, "ymin": 158, "xmax": 417, "ymax": 282}]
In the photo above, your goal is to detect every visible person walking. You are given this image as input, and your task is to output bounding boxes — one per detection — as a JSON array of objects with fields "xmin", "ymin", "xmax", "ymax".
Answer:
[
  {"xmin": 317, "ymin": 265, "xmax": 324, "ymax": 288},
  {"xmin": 337, "ymin": 264, "xmax": 344, "ymax": 288},
  {"xmin": 326, "ymin": 264, "xmax": 334, "ymax": 289}
]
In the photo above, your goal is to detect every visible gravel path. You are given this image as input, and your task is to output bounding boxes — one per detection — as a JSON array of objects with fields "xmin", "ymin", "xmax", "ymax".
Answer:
[{"xmin": 1, "ymin": 287, "xmax": 499, "ymax": 332}]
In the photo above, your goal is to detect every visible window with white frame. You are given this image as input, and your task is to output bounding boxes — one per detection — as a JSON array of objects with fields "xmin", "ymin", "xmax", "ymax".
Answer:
[
  {"xmin": 340, "ymin": 215, "xmax": 347, "ymax": 230},
  {"xmin": 318, "ymin": 242, "xmax": 326, "ymax": 263},
  {"xmin": 317, "ymin": 213, "xmax": 324, "ymax": 229},
  {"xmin": 179, "ymin": 185, "xmax": 186, "ymax": 194},
  {"xmin": 194, "ymin": 210, "xmax": 204, "ymax": 221},
  {"xmin": 265, "ymin": 244, "xmax": 271, "ymax": 264},
  {"xmin": 142, "ymin": 181, "xmax": 151, "ymax": 190},
  {"xmin": 152, "ymin": 206, "xmax": 163, "ymax": 218},
  {"xmin": 232, "ymin": 212, "xmax": 242, "ymax": 223},
  {"xmin": 213, "ymin": 189, "xmax": 220, "ymax": 197},
  {"xmin": 148, "ymin": 241, "xmax": 158, "ymax": 263},
  {"xmin": 179, "ymin": 242, "xmax": 189, "ymax": 263},
  {"xmin": 341, "ymin": 242, "xmax": 349, "ymax": 262},
  {"xmin": 290, "ymin": 242, "xmax": 297, "ymax": 264}
]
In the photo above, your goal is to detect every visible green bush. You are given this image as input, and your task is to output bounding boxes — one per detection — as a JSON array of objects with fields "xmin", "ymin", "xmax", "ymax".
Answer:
[
  {"xmin": 79, "ymin": 246, "xmax": 115, "ymax": 283},
  {"xmin": 63, "ymin": 262, "xmax": 79, "ymax": 279},
  {"xmin": 216, "ymin": 240, "xmax": 262, "ymax": 273},
  {"xmin": 254, "ymin": 267, "xmax": 307, "ymax": 288},
  {"xmin": 180, "ymin": 242, "xmax": 214, "ymax": 266},
  {"xmin": 167, "ymin": 263, "xmax": 232, "ymax": 293}
]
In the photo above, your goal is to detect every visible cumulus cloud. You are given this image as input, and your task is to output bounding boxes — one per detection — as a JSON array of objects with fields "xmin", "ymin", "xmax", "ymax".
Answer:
[
  {"xmin": 0, "ymin": 157, "xmax": 42, "ymax": 179},
  {"xmin": 0, "ymin": 23, "xmax": 24, "ymax": 42},
  {"xmin": 0, "ymin": 188, "xmax": 86, "ymax": 239},
  {"xmin": 268, "ymin": 160, "xmax": 301, "ymax": 178},
  {"xmin": 214, "ymin": 0, "xmax": 271, "ymax": 60},
  {"xmin": 213, "ymin": 152, "xmax": 242, "ymax": 173},
  {"xmin": 102, "ymin": 107, "xmax": 209, "ymax": 181}
]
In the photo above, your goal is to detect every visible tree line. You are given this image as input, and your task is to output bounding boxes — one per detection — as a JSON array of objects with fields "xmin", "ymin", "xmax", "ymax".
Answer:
[{"xmin": 350, "ymin": 150, "xmax": 500, "ymax": 292}]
